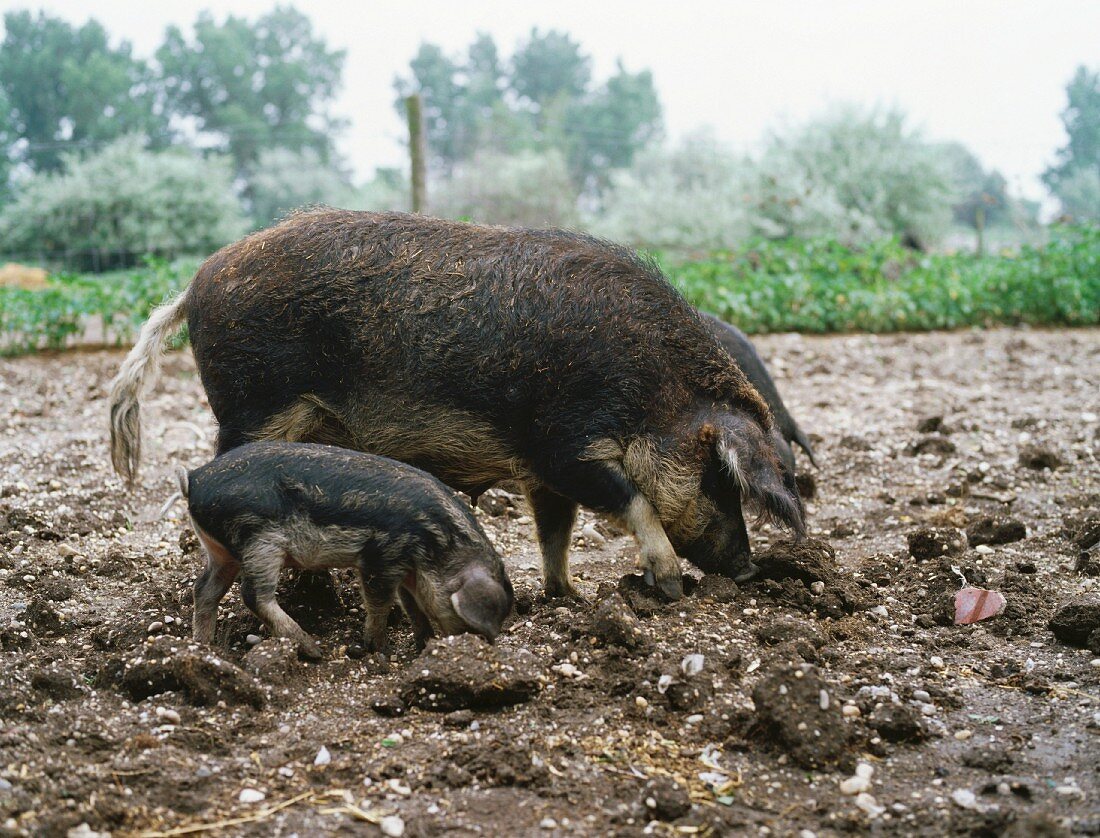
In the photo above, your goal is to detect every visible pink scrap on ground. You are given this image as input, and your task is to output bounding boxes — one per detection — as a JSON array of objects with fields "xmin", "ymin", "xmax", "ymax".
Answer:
[{"xmin": 954, "ymin": 587, "xmax": 1007, "ymax": 625}]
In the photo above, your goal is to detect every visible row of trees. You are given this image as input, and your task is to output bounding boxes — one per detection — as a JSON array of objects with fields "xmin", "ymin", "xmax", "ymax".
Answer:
[{"xmin": 0, "ymin": 7, "xmax": 1093, "ymax": 268}]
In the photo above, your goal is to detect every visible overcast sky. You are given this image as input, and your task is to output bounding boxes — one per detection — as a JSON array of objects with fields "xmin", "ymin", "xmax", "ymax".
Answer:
[{"xmin": 10, "ymin": 0, "xmax": 1100, "ymax": 202}]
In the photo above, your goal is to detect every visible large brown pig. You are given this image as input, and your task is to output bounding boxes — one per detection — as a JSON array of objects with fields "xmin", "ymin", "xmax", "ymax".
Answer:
[{"xmin": 110, "ymin": 210, "xmax": 804, "ymax": 599}]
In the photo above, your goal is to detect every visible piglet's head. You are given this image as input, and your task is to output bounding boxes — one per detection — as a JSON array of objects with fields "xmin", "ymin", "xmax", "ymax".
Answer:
[{"xmin": 445, "ymin": 561, "xmax": 514, "ymax": 643}]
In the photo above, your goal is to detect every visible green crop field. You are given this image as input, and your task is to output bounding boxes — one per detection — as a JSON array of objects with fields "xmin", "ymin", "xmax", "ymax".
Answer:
[
  {"xmin": 663, "ymin": 224, "xmax": 1100, "ymax": 334},
  {"xmin": 1, "ymin": 225, "xmax": 1097, "ymax": 356}
]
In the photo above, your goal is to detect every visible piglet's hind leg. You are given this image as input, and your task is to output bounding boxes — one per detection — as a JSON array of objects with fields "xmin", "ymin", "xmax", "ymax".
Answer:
[{"xmin": 239, "ymin": 540, "xmax": 324, "ymax": 660}]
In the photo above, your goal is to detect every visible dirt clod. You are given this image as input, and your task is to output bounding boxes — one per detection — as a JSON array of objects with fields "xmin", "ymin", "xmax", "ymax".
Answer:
[
  {"xmin": 242, "ymin": 637, "xmax": 300, "ymax": 683},
  {"xmin": 751, "ymin": 663, "xmax": 855, "ymax": 770},
  {"xmin": 643, "ymin": 777, "xmax": 691, "ymax": 820},
  {"xmin": 1018, "ymin": 444, "xmax": 1063, "ymax": 470},
  {"xmin": 589, "ymin": 592, "xmax": 643, "ymax": 649},
  {"xmin": 1048, "ymin": 598, "xmax": 1100, "ymax": 647},
  {"xmin": 966, "ymin": 515, "xmax": 1027, "ymax": 546},
  {"xmin": 399, "ymin": 634, "xmax": 542, "ymax": 711},
  {"xmin": 120, "ymin": 635, "xmax": 266, "ymax": 707},
  {"xmin": 907, "ymin": 526, "xmax": 967, "ymax": 560}
]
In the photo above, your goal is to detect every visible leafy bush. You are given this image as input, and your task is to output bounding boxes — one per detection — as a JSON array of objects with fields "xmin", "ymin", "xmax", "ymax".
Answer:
[
  {"xmin": 665, "ymin": 225, "xmax": 1100, "ymax": 333},
  {"xmin": 591, "ymin": 131, "xmax": 756, "ymax": 250},
  {"xmin": 752, "ymin": 107, "xmax": 953, "ymax": 246},
  {"xmin": 248, "ymin": 146, "xmax": 360, "ymax": 227},
  {"xmin": 430, "ymin": 149, "xmax": 580, "ymax": 227},
  {"xmin": 0, "ymin": 257, "xmax": 194, "ymax": 355},
  {"xmin": 0, "ymin": 136, "xmax": 247, "ymax": 270}
]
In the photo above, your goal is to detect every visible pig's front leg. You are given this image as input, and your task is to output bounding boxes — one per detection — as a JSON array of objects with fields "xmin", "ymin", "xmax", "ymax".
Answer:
[
  {"xmin": 530, "ymin": 452, "xmax": 684, "ymax": 600},
  {"xmin": 398, "ymin": 586, "xmax": 435, "ymax": 649},
  {"xmin": 357, "ymin": 569, "xmax": 402, "ymax": 655}
]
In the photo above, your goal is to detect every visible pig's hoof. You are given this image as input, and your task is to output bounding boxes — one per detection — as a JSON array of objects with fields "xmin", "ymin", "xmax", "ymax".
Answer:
[
  {"xmin": 732, "ymin": 562, "xmax": 761, "ymax": 584},
  {"xmin": 543, "ymin": 579, "xmax": 585, "ymax": 602},
  {"xmin": 363, "ymin": 637, "xmax": 391, "ymax": 657},
  {"xmin": 297, "ymin": 638, "xmax": 325, "ymax": 661},
  {"xmin": 656, "ymin": 573, "xmax": 684, "ymax": 600}
]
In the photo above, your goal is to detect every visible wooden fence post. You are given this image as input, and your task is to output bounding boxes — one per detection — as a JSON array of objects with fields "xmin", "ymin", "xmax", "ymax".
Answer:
[{"xmin": 406, "ymin": 94, "xmax": 427, "ymax": 213}]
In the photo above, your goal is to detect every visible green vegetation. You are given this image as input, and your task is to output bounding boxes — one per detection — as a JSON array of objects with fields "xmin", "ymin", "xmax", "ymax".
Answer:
[
  {"xmin": 664, "ymin": 225, "xmax": 1100, "ymax": 334},
  {"xmin": 0, "ymin": 258, "xmax": 194, "ymax": 355},
  {"xmin": 2, "ymin": 228, "xmax": 1096, "ymax": 357}
]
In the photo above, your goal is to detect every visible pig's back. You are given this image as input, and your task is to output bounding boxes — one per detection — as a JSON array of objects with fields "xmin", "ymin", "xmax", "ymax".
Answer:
[{"xmin": 186, "ymin": 442, "xmax": 484, "ymax": 551}]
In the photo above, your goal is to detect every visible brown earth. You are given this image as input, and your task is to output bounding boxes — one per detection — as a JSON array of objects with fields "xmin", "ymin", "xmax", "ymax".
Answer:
[{"xmin": 0, "ymin": 327, "xmax": 1098, "ymax": 837}]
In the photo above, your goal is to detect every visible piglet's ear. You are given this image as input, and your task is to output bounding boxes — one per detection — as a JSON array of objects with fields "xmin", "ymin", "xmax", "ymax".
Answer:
[{"xmin": 450, "ymin": 566, "xmax": 510, "ymax": 642}]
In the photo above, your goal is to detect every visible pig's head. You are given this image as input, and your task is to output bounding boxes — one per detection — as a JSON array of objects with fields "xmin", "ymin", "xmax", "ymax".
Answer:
[
  {"xmin": 418, "ymin": 549, "xmax": 514, "ymax": 642},
  {"xmin": 664, "ymin": 407, "xmax": 805, "ymax": 581}
]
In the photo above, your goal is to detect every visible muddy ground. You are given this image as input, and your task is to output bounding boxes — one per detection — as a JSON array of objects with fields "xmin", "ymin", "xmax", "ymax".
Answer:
[{"xmin": 0, "ymin": 327, "xmax": 1098, "ymax": 837}]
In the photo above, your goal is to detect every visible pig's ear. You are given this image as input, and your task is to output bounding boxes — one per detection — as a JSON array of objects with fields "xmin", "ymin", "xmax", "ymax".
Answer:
[
  {"xmin": 450, "ymin": 566, "xmax": 509, "ymax": 641},
  {"xmin": 716, "ymin": 416, "xmax": 806, "ymax": 537}
]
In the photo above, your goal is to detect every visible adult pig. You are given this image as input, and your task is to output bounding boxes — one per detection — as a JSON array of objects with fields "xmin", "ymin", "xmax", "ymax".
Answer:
[
  {"xmin": 700, "ymin": 313, "xmax": 816, "ymax": 474},
  {"xmin": 110, "ymin": 210, "xmax": 804, "ymax": 598}
]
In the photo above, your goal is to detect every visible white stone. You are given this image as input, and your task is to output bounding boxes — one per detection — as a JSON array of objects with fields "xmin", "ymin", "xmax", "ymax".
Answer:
[
  {"xmin": 238, "ymin": 789, "xmax": 265, "ymax": 803},
  {"xmin": 840, "ymin": 776, "xmax": 871, "ymax": 795},
  {"xmin": 314, "ymin": 745, "xmax": 332, "ymax": 766},
  {"xmin": 854, "ymin": 792, "xmax": 885, "ymax": 817},
  {"xmin": 681, "ymin": 654, "xmax": 705, "ymax": 677},
  {"xmin": 380, "ymin": 815, "xmax": 405, "ymax": 837},
  {"xmin": 855, "ymin": 762, "xmax": 874, "ymax": 780},
  {"xmin": 951, "ymin": 789, "xmax": 977, "ymax": 809}
]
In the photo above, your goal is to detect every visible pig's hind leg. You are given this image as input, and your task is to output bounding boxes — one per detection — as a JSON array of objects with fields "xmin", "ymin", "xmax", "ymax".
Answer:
[
  {"xmin": 239, "ymin": 537, "xmax": 324, "ymax": 660},
  {"xmin": 192, "ymin": 526, "xmax": 240, "ymax": 646}
]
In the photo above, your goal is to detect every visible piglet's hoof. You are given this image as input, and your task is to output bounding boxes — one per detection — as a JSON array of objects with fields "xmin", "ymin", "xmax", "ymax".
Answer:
[{"xmin": 541, "ymin": 580, "xmax": 588, "ymax": 604}]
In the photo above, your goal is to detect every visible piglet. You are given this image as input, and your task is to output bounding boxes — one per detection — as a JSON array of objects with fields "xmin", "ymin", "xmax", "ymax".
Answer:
[{"xmin": 178, "ymin": 441, "xmax": 514, "ymax": 659}]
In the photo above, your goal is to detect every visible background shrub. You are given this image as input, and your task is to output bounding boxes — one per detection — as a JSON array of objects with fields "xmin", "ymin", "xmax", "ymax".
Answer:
[{"xmin": 0, "ymin": 136, "xmax": 246, "ymax": 270}]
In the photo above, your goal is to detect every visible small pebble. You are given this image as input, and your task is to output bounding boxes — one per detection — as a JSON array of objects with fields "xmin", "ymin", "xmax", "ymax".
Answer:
[
  {"xmin": 635, "ymin": 696, "xmax": 649, "ymax": 709},
  {"xmin": 842, "ymin": 704, "xmax": 861, "ymax": 718},
  {"xmin": 854, "ymin": 792, "xmax": 885, "ymax": 817},
  {"xmin": 810, "ymin": 581, "xmax": 825, "ymax": 595},
  {"xmin": 819, "ymin": 689, "xmax": 830, "ymax": 710},
  {"xmin": 681, "ymin": 654, "xmax": 705, "ymax": 677},
  {"xmin": 246, "ymin": 634, "xmax": 262, "ymax": 645},
  {"xmin": 314, "ymin": 745, "xmax": 331, "ymax": 766},
  {"xmin": 954, "ymin": 729, "xmax": 973, "ymax": 740},
  {"xmin": 239, "ymin": 788, "xmax": 265, "ymax": 803},
  {"xmin": 855, "ymin": 763, "xmax": 873, "ymax": 780},
  {"xmin": 685, "ymin": 713, "xmax": 703, "ymax": 725},
  {"xmin": 840, "ymin": 776, "xmax": 870, "ymax": 795},
  {"xmin": 154, "ymin": 706, "xmax": 181, "ymax": 725},
  {"xmin": 380, "ymin": 815, "xmax": 405, "ymax": 837},
  {"xmin": 929, "ymin": 656, "xmax": 945, "ymax": 669},
  {"xmin": 540, "ymin": 817, "xmax": 558, "ymax": 829},
  {"xmin": 951, "ymin": 789, "xmax": 977, "ymax": 809},
  {"xmin": 912, "ymin": 689, "xmax": 931, "ymax": 702},
  {"xmin": 147, "ymin": 621, "xmax": 164, "ymax": 634}
]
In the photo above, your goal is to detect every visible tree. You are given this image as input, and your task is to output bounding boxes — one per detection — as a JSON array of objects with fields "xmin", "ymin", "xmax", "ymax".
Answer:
[
  {"xmin": 0, "ymin": 11, "xmax": 164, "ymax": 173},
  {"xmin": 431, "ymin": 149, "xmax": 579, "ymax": 228},
  {"xmin": 938, "ymin": 142, "xmax": 1010, "ymax": 228},
  {"xmin": 754, "ymin": 106, "xmax": 952, "ymax": 246},
  {"xmin": 0, "ymin": 136, "xmax": 246, "ymax": 270},
  {"xmin": 510, "ymin": 29, "xmax": 590, "ymax": 120},
  {"xmin": 248, "ymin": 147, "xmax": 357, "ymax": 228},
  {"xmin": 1044, "ymin": 66, "xmax": 1100, "ymax": 218},
  {"xmin": 566, "ymin": 62, "xmax": 662, "ymax": 191},
  {"xmin": 394, "ymin": 31, "xmax": 661, "ymax": 195},
  {"xmin": 593, "ymin": 131, "xmax": 754, "ymax": 250},
  {"xmin": 157, "ymin": 7, "xmax": 345, "ymax": 178}
]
